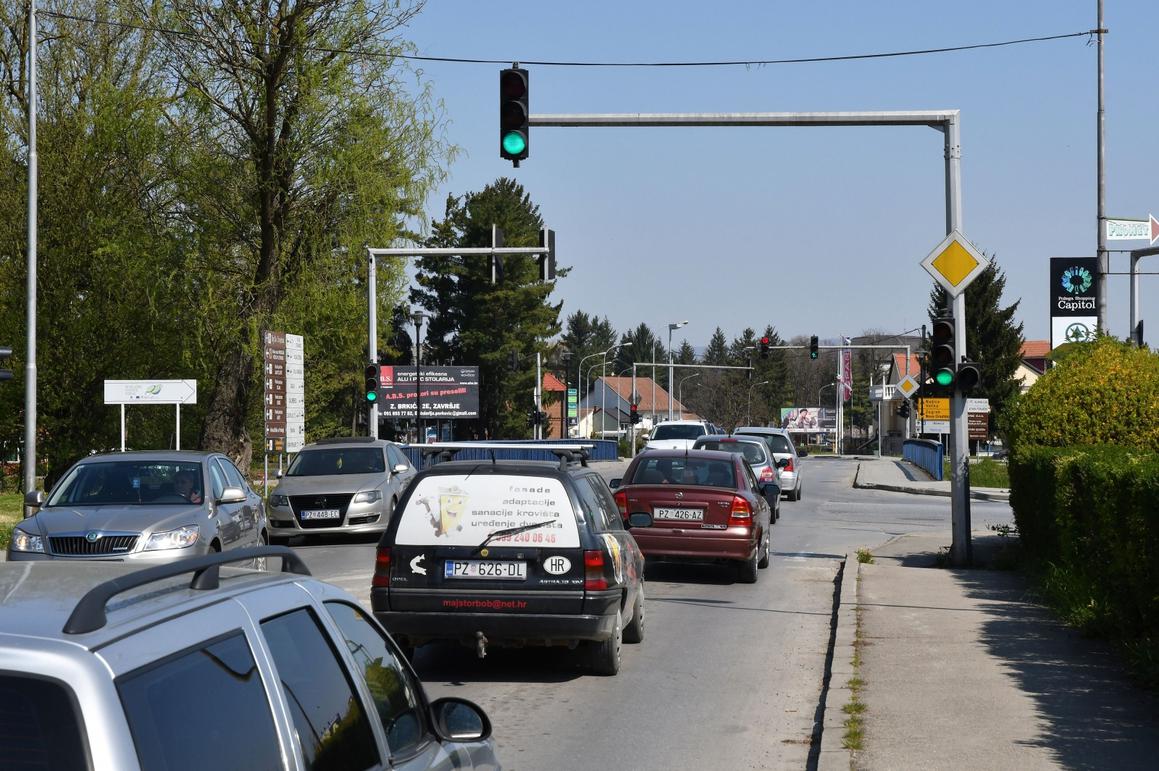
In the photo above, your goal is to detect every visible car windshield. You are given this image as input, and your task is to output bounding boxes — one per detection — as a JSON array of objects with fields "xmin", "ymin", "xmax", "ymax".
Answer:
[
  {"xmin": 287, "ymin": 448, "xmax": 385, "ymax": 476},
  {"xmin": 696, "ymin": 440, "xmax": 767, "ymax": 464},
  {"xmin": 651, "ymin": 424, "xmax": 706, "ymax": 441},
  {"xmin": 46, "ymin": 461, "xmax": 204, "ymax": 506},
  {"xmin": 739, "ymin": 432, "xmax": 793, "ymax": 454},
  {"xmin": 630, "ymin": 457, "xmax": 737, "ymax": 488}
]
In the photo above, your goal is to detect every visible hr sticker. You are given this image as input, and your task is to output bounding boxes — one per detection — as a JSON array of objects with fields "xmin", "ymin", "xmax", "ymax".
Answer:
[{"xmin": 543, "ymin": 555, "xmax": 571, "ymax": 575}]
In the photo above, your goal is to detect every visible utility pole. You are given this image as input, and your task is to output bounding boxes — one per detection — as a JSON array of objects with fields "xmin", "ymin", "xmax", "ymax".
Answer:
[
  {"xmin": 1096, "ymin": 0, "xmax": 1108, "ymax": 331},
  {"xmin": 24, "ymin": 0, "xmax": 38, "ymax": 500}
]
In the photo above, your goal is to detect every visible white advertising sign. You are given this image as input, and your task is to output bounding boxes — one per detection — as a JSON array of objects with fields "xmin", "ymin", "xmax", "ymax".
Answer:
[
  {"xmin": 393, "ymin": 475, "xmax": 581, "ymax": 548},
  {"xmin": 1051, "ymin": 316, "xmax": 1098, "ymax": 349},
  {"xmin": 284, "ymin": 333, "xmax": 305, "ymax": 453},
  {"xmin": 103, "ymin": 380, "xmax": 197, "ymax": 405}
]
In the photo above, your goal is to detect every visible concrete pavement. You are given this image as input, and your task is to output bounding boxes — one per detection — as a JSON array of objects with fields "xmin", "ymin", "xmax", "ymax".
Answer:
[
  {"xmin": 852, "ymin": 455, "xmax": 1010, "ymax": 502},
  {"xmin": 819, "ymin": 459, "xmax": 1159, "ymax": 770}
]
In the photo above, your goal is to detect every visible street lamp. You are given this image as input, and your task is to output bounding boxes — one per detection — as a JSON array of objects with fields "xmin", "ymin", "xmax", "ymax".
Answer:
[
  {"xmin": 560, "ymin": 351, "xmax": 574, "ymax": 437},
  {"xmin": 668, "ymin": 320, "xmax": 688, "ymax": 420},
  {"xmin": 677, "ymin": 372, "xmax": 701, "ymax": 419},
  {"xmin": 599, "ymin": 344, "xmax": 625, "ymax": 439},
  {"xmin": 412, "ymin": 310, "xmax": 426, "ymax": 444},
  {"xmin": 747, "ymin": 380, "xmax": 769, "ymax": 425}
]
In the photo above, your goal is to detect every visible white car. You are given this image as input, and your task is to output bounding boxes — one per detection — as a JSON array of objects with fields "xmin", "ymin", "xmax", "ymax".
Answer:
[
  {"xmin": 733, "ymin": 427, "xmax": 806, "ymax": 501},
  {"xmin": 644, "ymin": 420, "xmax": 712, "ymax": 452}
]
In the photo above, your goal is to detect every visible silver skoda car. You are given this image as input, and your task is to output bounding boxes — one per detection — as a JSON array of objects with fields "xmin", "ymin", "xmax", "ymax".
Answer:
[
  {"xmin": 9, "ymin": 451, "xmax": 267, "ymax": 564},
  {"xmin": 267, "ymin": 437, "xmax": 416, "ymax": 541}
]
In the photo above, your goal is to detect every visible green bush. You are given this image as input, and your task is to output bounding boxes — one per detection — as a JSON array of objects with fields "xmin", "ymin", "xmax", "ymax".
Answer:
[
  {"xmin": 1002, "ymin": 337, "xmax": 1159, "ymax": 454},
  {"xmin": 1009, "ymin": 445, "xmax": 1159, "ymax": 680}
]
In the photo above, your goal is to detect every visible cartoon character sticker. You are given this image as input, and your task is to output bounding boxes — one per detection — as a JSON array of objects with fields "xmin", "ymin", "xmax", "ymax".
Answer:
[
  {"xmin": 412, "ymin": 485, "xmax": 469, "ymax": 537},
  {"xmin": 600, "ymin": 534, "xmax": 623, "ymax": 584}
]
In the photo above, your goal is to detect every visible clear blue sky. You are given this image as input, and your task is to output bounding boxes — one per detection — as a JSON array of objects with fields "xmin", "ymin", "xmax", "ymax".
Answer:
[{"xmin": 401, "ymin": 0, "xmax": 1159, "ymax": 349}]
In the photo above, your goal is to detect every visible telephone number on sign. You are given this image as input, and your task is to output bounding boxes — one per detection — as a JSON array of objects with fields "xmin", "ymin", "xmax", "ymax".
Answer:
[{"xmin": 493, "ymin": 531, "xmax": 558, "ymax": 544}]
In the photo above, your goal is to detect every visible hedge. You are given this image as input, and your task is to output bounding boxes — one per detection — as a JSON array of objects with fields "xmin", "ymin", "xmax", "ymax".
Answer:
[{"xmin": 1010, "ymin": 445, "xmax": 1159, "ymax": 641}]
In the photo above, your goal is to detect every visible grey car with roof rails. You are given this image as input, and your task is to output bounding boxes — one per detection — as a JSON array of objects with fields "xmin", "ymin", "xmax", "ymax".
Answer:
[
  {"xmin": 267, "ymin": 436, "xmax": 416, "ymax": 542},
  {"xmin": 0, "ymin": 547, "xmax": 499, "ymax": 770},
  {"xmin": 371, "ymin": 443, "xmax": 646, "ymax": 676}
]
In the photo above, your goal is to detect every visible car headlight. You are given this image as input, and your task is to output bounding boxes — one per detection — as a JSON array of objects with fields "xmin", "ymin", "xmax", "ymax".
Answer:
[
  {"xmin": 144, "ymin": 525, "xmax": 201, "ymax": 551},
  {"xmin": 269, "ymin": 494, "xmax": 289, "ymax": 507},
  {"xmin": 11, "ymin": 528, "xmax": 45, "ymax": 553},
  {"xmin": 352, "ymin": 490, "xmax": 381, "ymax": 504}
]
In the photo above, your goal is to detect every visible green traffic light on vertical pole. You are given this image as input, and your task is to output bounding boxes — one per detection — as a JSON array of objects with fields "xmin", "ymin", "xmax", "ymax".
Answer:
[
  {"xmin": 502, "ymin": 131, "xmax": 527, "ymax": 156},
  {"xmin": 364, "ymin": 363, "xmax": 380, "ymax": 403},
  {"xmin": 934, "ymin": 368, "xmax": 954, "ymax": 387},
  {"xmin": 499, "ymin": 66, "xmax": 529, "ymax": 165}
]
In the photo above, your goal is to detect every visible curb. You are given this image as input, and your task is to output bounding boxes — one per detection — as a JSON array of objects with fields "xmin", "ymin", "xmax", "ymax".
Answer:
[
  {"xmin": 817, "ymin": 555, "xmax": 859, "ymax": 770},
  {"xmin": 853, "ymin": 463, "xmax": 1010, "ymax": 502}
]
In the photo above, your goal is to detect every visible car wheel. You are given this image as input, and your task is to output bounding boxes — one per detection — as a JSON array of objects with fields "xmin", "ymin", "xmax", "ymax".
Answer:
[
  {"xmin": 737, "ymin": 548, "xmax": 759, "ymax": 584},
  {"xmin": 623, "ymin": 586, "xmax": 645, "ymax": 644},
  {"xmin": 788, "ymin": 484, "xmax": 800, "ymax": 502},
  {"xmin": 796, "ymin": 484, "xmax": 803, "ymax": 502},
  {"xmin": 589, "ymin": 610, "xmax": 623, "ymax": 675},
  {"xmin": 757, "ymin": 530, "xmax": 771, "ymax": 569}
]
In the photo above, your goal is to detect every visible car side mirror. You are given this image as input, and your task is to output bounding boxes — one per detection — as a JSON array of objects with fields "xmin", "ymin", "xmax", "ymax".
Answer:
[
  {"xmin": 217, "ymin": 486, "xmax": 247, "ymax": 504},
  {"xmin": 628, "ymin": 511, "xmax": 653, "ymax": 529},
  {"xmin": 23, "ymin": 490, "xmax": 45, "ymax": 517},
  {"xmin": 798, "ymin": 448, "xmax": 809, "ymax": 457},
  {"xmin": 392, "ymin": 463, "xmax": 409, "ymax": 474},
  {"xmin": 776, "ymin": 458, "xmax": 790, "ymax": 469},
  {"xmin": 429, "ymin": 697, "xmax": 492, "ymax": 742},
  {"xmin": 609, "ymin": 478, "xmax": 622, "ymax": 489},
  {"xmin": 275, "ymin": 469, "xmax": 284, "ymax": 479}
]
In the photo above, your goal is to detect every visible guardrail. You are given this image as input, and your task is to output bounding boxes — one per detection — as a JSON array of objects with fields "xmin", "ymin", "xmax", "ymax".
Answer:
[
  {"xmin": 902, "ymin": 438, "xmax": 944, "ymax": 481},
  {"xmin": 401, "ymin": 439, "xmax": 619, "ymax": 469}
]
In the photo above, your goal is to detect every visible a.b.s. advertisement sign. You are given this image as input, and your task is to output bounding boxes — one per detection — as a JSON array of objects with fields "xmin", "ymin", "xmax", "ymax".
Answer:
[
  {"xmin": 376, "ymin": 365, "xmax": 480, "ymax": 419},
  {"xmin": 1049, "ymin": 257, "xmax": 1099, "ymax": 350}
]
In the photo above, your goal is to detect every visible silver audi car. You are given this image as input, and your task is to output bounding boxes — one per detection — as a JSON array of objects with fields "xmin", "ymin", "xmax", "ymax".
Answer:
[
  {"xmin": 9, "ymin": 451, "xmax": 267, "ymax": 564},
  {"xmin": 266, "ymin": 437, "xmax": 416, "ymax": 542}
]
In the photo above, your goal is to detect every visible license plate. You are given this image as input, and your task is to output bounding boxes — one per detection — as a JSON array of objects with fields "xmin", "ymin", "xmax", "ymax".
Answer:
[
  {"xmin": 300, "ymin": 509, "xmax": 341, "ymax": 520},
  {"xmin": 654, "ymin": 507, "xmax": 704, "ymax": 521},
  {"xmin": 444, "ymin": 560, "xmax": 527, "ymax": 580}
]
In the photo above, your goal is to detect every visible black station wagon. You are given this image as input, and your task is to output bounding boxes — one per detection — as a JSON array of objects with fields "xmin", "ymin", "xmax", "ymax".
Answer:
[{"xmin": 371, "ymin": 444, "xmax": 645, "ymax": 675}]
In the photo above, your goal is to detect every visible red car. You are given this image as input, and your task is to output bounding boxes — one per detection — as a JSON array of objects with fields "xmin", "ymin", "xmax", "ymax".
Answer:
[{"xmin": 610, "ymin": 450, "xmax": 774, "ymax": 583}]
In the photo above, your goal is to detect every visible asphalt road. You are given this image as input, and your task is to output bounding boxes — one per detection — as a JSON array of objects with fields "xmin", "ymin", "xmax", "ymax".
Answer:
[{"xmin": 293, "ymin": 457, "xmax": 1015, "ymax": 770}]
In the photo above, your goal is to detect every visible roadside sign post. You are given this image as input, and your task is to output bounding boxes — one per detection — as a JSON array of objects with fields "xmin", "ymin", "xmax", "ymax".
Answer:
[{"xmin": 103, "ymin": 380, "xmax": 197, "ymax": 452}]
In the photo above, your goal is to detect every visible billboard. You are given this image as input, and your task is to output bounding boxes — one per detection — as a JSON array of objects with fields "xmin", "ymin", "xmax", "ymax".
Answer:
[
  {"xmin": 1050, "ymin": 258, "xmax": 1099, "ymax": 349},
  {"xmin": 377, "ymin": 365, "xmax": 480, "ymax": 419},
  {"xmin": 780, "ymin": 407, "xmax": 822, "ymax": 431}
]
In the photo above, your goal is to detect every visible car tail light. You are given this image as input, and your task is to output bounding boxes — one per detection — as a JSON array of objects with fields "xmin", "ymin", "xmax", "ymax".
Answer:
[
  {"xmin": 371, "ymin": 547, "xmax": 392, "ymax": 588},
  {"xmin": 613, "ymin": 490, "xmax": 628, "ymax": 517},
  {"xmin": 584, "ymin": 549, "xmax": 608, "ymax": 591},
  {"xmin": 728, "ymin": 495, "xmax": 753, "ymax": 528},
  {"xmin": 759, "ymin": 465, "xmax": 777, "ymax": 482}
]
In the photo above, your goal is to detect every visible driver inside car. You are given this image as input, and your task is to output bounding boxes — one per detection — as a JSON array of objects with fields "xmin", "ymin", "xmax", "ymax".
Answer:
[{"xmin": 174, "ymin": 470, "xmax": 203, "ymax": 505}]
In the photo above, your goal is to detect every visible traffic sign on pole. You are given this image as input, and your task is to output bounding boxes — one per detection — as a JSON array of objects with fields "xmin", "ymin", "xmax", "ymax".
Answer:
[
  {"xmin": 1104, "ymin": 215, "xmax": 1159, "ymax": 244},
  {"xmin": 920, "ymin": 230, "xmax": 990, "ymax": 298},
  {"xmin": 895, "ymin": 375, "xmax": 919, "ymax": 400}
]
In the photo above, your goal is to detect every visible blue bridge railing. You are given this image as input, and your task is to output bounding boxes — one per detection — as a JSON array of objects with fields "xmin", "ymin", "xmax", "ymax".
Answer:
[
  {"xmin": 902, "ymin": 438, "xmax": 944, "ymax": 481},
  {"xmin": 401, "ymin": 439, "xmax": 619, "ymax": 469}
]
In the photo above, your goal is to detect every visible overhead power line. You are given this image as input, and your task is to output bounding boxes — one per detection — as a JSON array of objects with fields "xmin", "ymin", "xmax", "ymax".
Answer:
[{"xmin": 40, "ymin": 10, "xmax": 1093, "ymax": 68}]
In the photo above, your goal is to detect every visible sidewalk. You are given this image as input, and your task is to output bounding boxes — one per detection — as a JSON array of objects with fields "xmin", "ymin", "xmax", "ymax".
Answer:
[
  {"xmin": 818, "ymin": 480, "xmax": 1159, "ymax": 769},
  {"xmin": 853, "ymin": 456, "xmax": 1010, "ymax": 502}
]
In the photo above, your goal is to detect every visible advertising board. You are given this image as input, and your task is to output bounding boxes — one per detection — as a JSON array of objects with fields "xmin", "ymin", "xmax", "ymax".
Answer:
[{"xmin": 377, "ymin": 365, "xmax": 481, "ymax": 419}]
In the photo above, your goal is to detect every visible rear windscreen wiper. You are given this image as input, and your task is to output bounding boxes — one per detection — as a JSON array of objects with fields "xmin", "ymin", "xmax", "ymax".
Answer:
[{"xmin": 473, "ymin": 520, "xmax": 554, "ymax": 554}]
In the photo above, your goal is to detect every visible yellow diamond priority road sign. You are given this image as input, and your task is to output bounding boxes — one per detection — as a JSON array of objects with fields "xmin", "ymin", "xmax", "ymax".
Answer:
[
  {"xmin": 896, "ymin": 375, "xmax": 919, "ymax": 400},
  {"xmin": 920, "ymin": 230, "xmax": 990, "ymax": 298}
]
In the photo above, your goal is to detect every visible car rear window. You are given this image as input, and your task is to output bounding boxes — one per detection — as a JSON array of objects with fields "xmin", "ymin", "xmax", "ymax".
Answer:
[
  {"xmin": 394, "ymin": 474, "xmax": 581, "ymax": 548},
  {"xmin": 695, "ymin": 440, "xmax": 767, "ymax": 464},
  {"xmin": 651, "ymin": 424, "xmax": 707, "ymax": 441},
  {"xmin": 739, "ymin": 432, "xmax": 792, "ymax": 454},
  {"xmin": 287, "ymin": 448, "xmax": 385, "ymax": 476},
  {"xmin": 0, "ymin": 674, "xmax": 88, "ymax": 771},
  {"xmin": 630, "ymin": 457, "xmax": 736, "ymax": 488}
]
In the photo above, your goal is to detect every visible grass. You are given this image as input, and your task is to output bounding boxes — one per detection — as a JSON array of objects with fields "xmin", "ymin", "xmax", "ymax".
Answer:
[
  {"xmin": 842, "ymin": 577, "xmax": 867, "ymax": 750},
  {"xmin": 855, "ymin": 547, "xmax": 874, "ymax": 564},
  {"xmin": 942, "ymin": 457, "xmax": 1010, "ymax": 488},
  {"xmin": 0, "ymin": 492, "xmax": 22, "ymax": 551}
]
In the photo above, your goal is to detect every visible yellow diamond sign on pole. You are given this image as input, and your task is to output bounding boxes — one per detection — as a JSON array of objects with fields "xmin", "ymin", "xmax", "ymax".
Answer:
[
  {"xmin": 896, "ymin": 375, "xmax": 919, "ymax": 400},
  {"xmin": 920, "ymin": 230, "xmax": 990, "ymax": 298}
]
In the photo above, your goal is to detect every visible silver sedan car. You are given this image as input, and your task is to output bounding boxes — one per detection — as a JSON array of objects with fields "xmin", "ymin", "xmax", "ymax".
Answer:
[
  {"xmin": 266, "ymin": 437, "xmax": 416, "ymax": 542},
  {"xmin": 9, "ymin": 451, "xmax": 267, "ymax": 564}
]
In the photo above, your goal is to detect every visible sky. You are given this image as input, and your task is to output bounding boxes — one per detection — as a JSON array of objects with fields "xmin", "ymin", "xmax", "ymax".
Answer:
[{"xmin": 397, "ymin": 1, "xmax": 1159, "ymax": 350}]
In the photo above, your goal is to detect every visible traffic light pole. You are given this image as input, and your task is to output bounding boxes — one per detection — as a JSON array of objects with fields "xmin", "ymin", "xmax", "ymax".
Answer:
[
  {"xmin": 945, "ymin": 114, "xmax": 972, "ymax": 566},
  {"xmin": 367, "ymin": 250, "xmax": 378, "ymax": 439}
]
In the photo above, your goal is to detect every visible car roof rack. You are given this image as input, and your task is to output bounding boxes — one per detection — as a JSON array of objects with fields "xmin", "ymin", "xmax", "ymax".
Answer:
[
  {"xmin": 63, "ymin": 546, "xmax": 311, "ymax": 635},
  {"xmin": 418, "ymin": 442, "xmax": 594, "ymax": 470},
  {"xmin": 313, "ymin": 436, "xmax": 377, "ymax": 445}
]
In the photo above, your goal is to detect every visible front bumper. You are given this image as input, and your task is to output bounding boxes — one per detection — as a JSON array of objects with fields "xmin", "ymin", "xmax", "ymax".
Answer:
[
  {"xmin": 267, "ymin": 502, "xmax": 389, "ymax": 536},
  {"xmin": 6, "ymin": 544, "xmax": 213, "ymax": 564}
]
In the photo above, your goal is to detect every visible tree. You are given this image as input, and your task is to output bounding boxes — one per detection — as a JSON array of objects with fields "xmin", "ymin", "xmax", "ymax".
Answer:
[
  {"xmin": 560, "ymin": 310, "xmax": 617, "ymax": 395},
  {"xmin": 928, "ymin": 255, "xmax": 1024, "ymax": 433},
  {"xmin": 412, "ymin": 178, "xmax": 561, "ymax": 439},
  {"xmin": 147, "ymin": 0, "xmax": 444, "ymax": 468},
  {"xmin": 614, "ymin": 323, "xmax": 663, "ymax": 385}
]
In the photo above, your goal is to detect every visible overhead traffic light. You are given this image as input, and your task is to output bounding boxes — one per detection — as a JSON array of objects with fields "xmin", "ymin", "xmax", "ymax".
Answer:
[
  {"xmin": 499, "ymin": 66, "xmax": 529, "ymax": 165},
  {"xmin": 759, "ymin": 336, "xmax": 771, "ymax": 359},
  {"xmin": 930, "ymin": 316, "xmax": 956, "ymax": 388},
  {"xmin": 0, "ymin": 345, "xmax": 12, "ymax": 382},
  {"xmin": 538, "ymin": 227, "xmax": 556, "ymax": 281},
  {"xmin": 809, "ymin": 336, "xmax": 819, "ymax": 360},
  {"xmin": 364, "ymin": 363, "xmax": 380, "ymax": 403}
]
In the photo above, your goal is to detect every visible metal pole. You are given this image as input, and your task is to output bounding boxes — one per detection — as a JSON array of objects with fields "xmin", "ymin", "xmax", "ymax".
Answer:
[
  {"xmin": 175, "ymin": 404, "xmax": 180, "ymax": 451},
  {"xmin": 367, "ymin": 249, "xmax": 378, "ymax": 439},
  {"xmin": 651, "ymin": 341, "xmax": 657, "ymax": 427},
  {"xmin": 120, "ymin": 405, "xmax": 125, "ymax": 452},
  {"xmin": 1096, "ymin": 0, "xmax": 1108, "ymax": 332},
  {"xmin": 413, "ymin": 312, "xmax": 424, "ymax": 444},
  {"xmin": 600, "ymin": 353, "xmax": 609, "ymax": 440},
  {"xmin": 946, "ymin": 113, "xmax": 972, "ymax": 566},
  {"xmin": 24, "ymin": 0, "xmax": 38, "ymax": 497},
  {"xmin": 535, "ymin": 351, "xmax": 542, "ymax": 440},
  {"xmin": 1130, "ymin": 252, "xmax": 1139, "ymax": 345},
  {"xmin": 631, "ymin": 366, "xmax": 637, "ymax": 459}
]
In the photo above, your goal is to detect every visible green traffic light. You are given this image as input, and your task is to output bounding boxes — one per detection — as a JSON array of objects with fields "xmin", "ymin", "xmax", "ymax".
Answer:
[
  {"xmin": 934, "ymin": 369, "xmax": 954, "ymax": 387},
  {"xmin": 502, "ymin": 131, "xmax": 527, "ymax": 155},
  {"xmin": 366, "ymin": 391, "xmax": 378, "ymax": 402}
]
